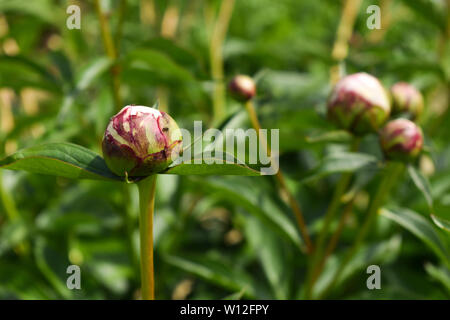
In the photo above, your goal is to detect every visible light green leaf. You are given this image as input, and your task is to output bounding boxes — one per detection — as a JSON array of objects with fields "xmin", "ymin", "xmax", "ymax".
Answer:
[
  {"xmin": 305, "ymin": 130, "xmax": 353, "ymax": 144},
  {"xmin": 188, "ymin": 177, "xmax": 304, "ymax": 250},
  {"xmin": 431, "ymin": 211, "xmax": 450, "ymax": 232},
  {"xmin": 0, "ymin": 143, "xmax": 120, "ymax": 181},
  {"xmin": 245, "ymin": 216, "xmax": 290, "ymax": 299},
  {"xmin": 124, "ymin": 48, "xmax": 195, "ymax": 84},
  {"xmin": 381, "ymin": 207, "xmax": 450, "ymax": 266},
  {"xmin": 408, "ymin": 165, "xmax": 433, "ymax": 209},
  {"xmin": 302, "ymin": 152, "xmax": 379, "ymax": 183},
  {"xmin": 163, "ymin": 254, "xmax": 257, "ymax": 299},
  {"xmin": 425, "ymin": 263, "xmax": 450, "ymax": 293},
  {"xmin": 164, "ymin": 160, "xmax": 261, "ymax": 176}
]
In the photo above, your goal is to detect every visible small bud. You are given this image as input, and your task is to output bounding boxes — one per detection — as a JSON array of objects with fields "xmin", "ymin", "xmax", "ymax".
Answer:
[
  {"xmin": 327, "ymin": 72, "xmax": 391, "ymax": 135},
  {"xmin": 228, "ymin": 75, "xmax": 256, "ymax": 102},
  {"xmin": 390, "ymin": 82, "xmax": 424, "ymax": 120},
  {"xmin": 102, "ymin": 105, "xmax": 183, "ymax": 177},
  {"xmin": 379, "ymin": 118, "xmax": 424, "ymax": 161}
]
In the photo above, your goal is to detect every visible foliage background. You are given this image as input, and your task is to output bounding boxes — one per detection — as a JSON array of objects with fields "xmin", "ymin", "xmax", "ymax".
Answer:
[{"xmin": 0, "ymin": 0, "xmax": 449, "ymax": 299}]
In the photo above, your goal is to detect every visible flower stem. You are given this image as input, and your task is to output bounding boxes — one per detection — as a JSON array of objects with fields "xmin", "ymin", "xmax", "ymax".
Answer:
[
  {"xmin": 330, "ymin": 0, "xmax": 363, "ymax": 85},
  {"xmin": 305, "ymin": 137, "xmax": 360, "ymax": 298},
  {"xmin": 95, "ymin": 0, "xmax": 122, "ymax": 111},
  {"xmin": 319, "ymin": 161, "xmax": 404, "ymax": 299},
  {"xmin": 137, "ymin": 175, "xmax": 158, "ymax": 300},
  {"xmin": 245, "ymin": 100, "xmax": 313, "ymax": 253},
  {"xmin": 210, "ymin": 0, "xmax": 235, "ymax": 123}
]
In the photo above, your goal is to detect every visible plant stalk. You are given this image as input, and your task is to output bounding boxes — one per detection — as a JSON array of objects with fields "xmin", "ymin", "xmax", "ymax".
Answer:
[
  {"xmin": 210, "ymin": 0, "xmax": 235, "ymax": 123},
  {"xmin": 305, "ymin": 137, "xmax": 360, "ymax": 298},
  {"xmin": 319, "ymin": 161, "xmax": 404, "ymax": 299},
  {"xmin": 137, "ymin": 175, "xmax": 158, "ymax": 300},
  {"xmin": 245, "ymin": 100, "xmax": 313, "ymax": 253},
  {"xmin": 330, "ymin": 0, "xmax": 363, "ymax": 85},
  {"xmin": 95, "ymin": 0, "xmax": 122, "ymax": 111}
]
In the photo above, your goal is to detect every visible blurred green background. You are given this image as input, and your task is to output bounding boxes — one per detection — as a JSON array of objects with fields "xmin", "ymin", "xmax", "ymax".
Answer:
[{"xmin": 0, "ymin": 0, "xmax": 449, "ymax": 299}]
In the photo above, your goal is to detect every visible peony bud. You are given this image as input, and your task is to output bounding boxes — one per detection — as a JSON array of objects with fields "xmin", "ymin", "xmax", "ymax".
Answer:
[
  {"xmin": 327, "ymin": 72, "xmax": 391, "ymax": 135},
  {"xmin": 379, "ymin": 118, "xmax": 424, "ymax": 161},
  {"xmin": 390, "ymin": 82, "xmax": 424, "ymax": 120},
  {"xmin": 102, "ymin": 105, "xmax": 183, "ymax": 177},
  {"xmin": 228, "ymin": 75, "xmax": 256, "ymax": 102}
]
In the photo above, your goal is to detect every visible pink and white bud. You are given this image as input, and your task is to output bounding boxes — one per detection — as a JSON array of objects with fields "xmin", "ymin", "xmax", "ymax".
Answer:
[
  {"xmin": 379, "ymin": 118, "xmax": 424, "ymax": 161},
  {"xmin": 390, "ymin": 82, "xmax": 424, "ymax": 120},
  {"xmin": 102, "ymin": 105, "xmax": 183, "ymax": 177},
  {"xmin": 228, "ymin": 75, "xmax": 256, "ymax": 102},
  {"xmin": 327, "ymin": 72, "xmax": 391, "ymax": 135}
]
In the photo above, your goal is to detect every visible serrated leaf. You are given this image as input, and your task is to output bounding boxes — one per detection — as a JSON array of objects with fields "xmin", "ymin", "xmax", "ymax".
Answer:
[{"xmin": 0, "ymin": 143, "xmax": 121, "ymax": 181}]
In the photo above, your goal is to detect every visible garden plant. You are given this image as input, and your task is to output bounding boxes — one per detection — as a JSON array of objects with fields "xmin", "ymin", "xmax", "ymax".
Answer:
[{"xmin": 0, "ymin": 0, "xmax": 449, "ymax": 301}]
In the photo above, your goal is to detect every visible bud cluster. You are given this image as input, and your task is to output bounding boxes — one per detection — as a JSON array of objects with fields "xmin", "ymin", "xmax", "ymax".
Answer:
[
  {"xmin": 390, "ymin": 82, "xmax": 424, "ymax": 120},
  {"xmin": 379, "ymin": 118, "xmax": 424, "ymax": 161},
  {"xmin": 327, "ymin": 72, "xmax": 391, "ymax": 135}
]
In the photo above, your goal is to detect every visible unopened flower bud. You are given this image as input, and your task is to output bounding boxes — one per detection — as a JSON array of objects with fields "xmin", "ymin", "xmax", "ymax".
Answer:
[
  {"xmin": 327, "ymin": 72, "xmax": 391, "ymax": 135},
  {"xmin": 390, "ymin": 82, "xmax": 424, "ymax": 120},
  {"xmin": 379, "ymin": 118, "xmax": 424, "ymax": 161},
  {"xmin": 228, "ymin": 75, "xmax": 256, "ymax": 102},
  {"xmin": 102, "ymin": 105, "xmax": 183, "ymax": 177}
]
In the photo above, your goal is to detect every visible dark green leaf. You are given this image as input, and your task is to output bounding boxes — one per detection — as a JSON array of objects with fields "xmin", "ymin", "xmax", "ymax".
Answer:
[
  {"xmin": 0, "ymin": 143, "xmax": 120, "ymax": 181},
  {"xmin": 381, "ymin": 208, "xmax": 450, "ymax": 266}
]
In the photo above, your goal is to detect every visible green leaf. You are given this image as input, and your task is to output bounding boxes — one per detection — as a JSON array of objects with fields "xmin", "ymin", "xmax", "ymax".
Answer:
[
  {"xmin": 188, "ymin": 177, "xmax": 304, "ymax": 250},
  {"xmin": 305, "ymin": 130, "xmax": 353, "ymax": 144},
  {"xmin": 431, "ymin": 211, "xmax": 450, "ymax": 233},
  {"xmin": 399, "ymin": 0, "xmax": 446, "ymax": 32},
  {"xmin": 58, "ymin": 57, "xmax": 113, "ymax": 121},
  {"xmin": 141, "ymin": 37, "xmax": 203, "ymax": 74},
  {"xmin": 0, "ymin": 55, "xmax": 61, "ymax": 92},
  {"xmin": 381, "ymin": 208, "xmax": 450, "ymax": 266},
  {"xmin": 164, "ymin": 160, "xmax": 261, "ymax": 176},
  {"xmin": 75, "ymin": 57, "xmax": 113, "ymax": 91},
  {"xmin": 163, "ymin": 254, "xmax": 258, "ymax": 299},
  {"xmin": 0, "ymin": 0, "xmax": 61, "ymax": 25},
  {"xmin": 244, "ymin": 216, "xmax": 290, "ymax": 299},
  {"xmin": 124, "ymin": 48, "xmax": 195, "ymax": 85},
  {"xmin": 0, "ymin": 143, "xmax": 120, "ymax": 181},
  {"xmin": 424, "ymin": 263, "xmax": 450, "ymax": 293},
  {"xmin": 302, "ymin": 152, "xmax": 379, "ymax": 183},
  {"xmin": 408, "ymin": 165, "xmax": 433, "ymax": 209},
  {"xmin": 311, "ymin": 235, "xmax": 402, "ymax": 299}
]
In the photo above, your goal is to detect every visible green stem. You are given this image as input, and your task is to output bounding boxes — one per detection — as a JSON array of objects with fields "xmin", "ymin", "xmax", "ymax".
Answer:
[
  {"xmin": 115, "ymin": 0, "xmax": 127, "ymax": 51},
  {"xmin": 95, "ymin": 0, "xmax": 122, "ymax": 111},
  {"xmin": 330, "ymin": 0, "xmax": 363, "ymax": 85},
  {"xmin": 305, "ymin": 137, "xmax": 360, "ymax": 298},
  {"xmin": 245, "ymin": 101, "xmax": 313, "ymax": 253},
  {"xmin": 137, "ymin": 175, "xmax": 157, "ymax": 300},
  {"xmin": 210, "ymin": 0, "xmax": 235, "ymax": 123},
  {"xmin": 319, "ymin": 161, "xmax": 404, "ymax": 299}
]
